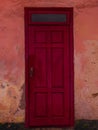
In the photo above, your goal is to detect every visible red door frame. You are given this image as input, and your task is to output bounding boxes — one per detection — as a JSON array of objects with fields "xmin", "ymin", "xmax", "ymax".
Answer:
[{"xmin": 25, "ymin": 7, "xmax": 74, "ymax": 127}]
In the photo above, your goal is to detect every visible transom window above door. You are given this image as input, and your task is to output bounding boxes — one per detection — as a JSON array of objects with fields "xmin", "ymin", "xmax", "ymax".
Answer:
[{"xmin": 31, "ymin": 14, "xmax": 67, "ymax": 22}]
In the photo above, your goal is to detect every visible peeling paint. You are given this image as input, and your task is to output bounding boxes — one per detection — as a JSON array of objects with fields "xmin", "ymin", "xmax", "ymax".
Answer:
[{"xmin": 19, "ymin": 84, "xmax": 25, "ymax": 110}]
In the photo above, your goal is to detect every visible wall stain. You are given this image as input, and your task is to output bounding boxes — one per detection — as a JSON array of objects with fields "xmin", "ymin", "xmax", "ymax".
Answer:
[
  {"xmin": 19, "ymin": 83, "xmax": 25, "ymax": 110},
  {"xmin": 13, "ymin": 108, "xmax": 19, "ymax": 115},
  {"xmin": 92, "ymin": 93, "xmax": 98, "ymax": 98},
  {"xmin": 0, "ymin": 82, "xmax": 9, "ymax": 89}
]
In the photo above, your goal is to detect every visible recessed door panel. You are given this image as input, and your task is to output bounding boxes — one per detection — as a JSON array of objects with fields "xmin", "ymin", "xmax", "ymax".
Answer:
[
  {"xmin": 52, "ymin": 93, "xmax": 64, "ymax": 116},
  {"xmin": 52, "ymin": 48, "xmax": 64, "ymax": 88},
  {"xmin": 33, "ymin": 48, "xmax": 47, "ymax": 88},
  {"xmin": 35, "ymin": 31, "xmax": 47, "ymax": 43},
  {"xmin": 51, "ymin": 31, "xmax": 64, "ymax": 43},
  {"xmin": 34, "ymin": 93, "xmax": 48, "ymax": 117}
]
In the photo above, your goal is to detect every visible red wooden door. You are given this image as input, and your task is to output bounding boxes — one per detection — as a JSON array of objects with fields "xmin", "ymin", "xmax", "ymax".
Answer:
[{"xmin": 25, "ymin": 8, "xmax": 74, "ymax": 127}]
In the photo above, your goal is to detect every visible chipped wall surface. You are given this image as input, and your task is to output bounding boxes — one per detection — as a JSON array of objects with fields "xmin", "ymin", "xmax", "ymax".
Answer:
[{"xmin": 0, "ymin": 0, "xmax": 98, "ymax": 123}]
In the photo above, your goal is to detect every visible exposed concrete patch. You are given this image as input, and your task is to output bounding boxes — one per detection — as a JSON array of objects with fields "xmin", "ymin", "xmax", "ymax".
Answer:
[{"xmin": 0, "ymin": 79, "xmax": 24, "ymax": 122}]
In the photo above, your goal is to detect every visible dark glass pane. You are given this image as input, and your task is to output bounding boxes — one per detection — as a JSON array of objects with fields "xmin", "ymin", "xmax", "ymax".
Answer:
[{"xmin": 31, "ymin": 14, "xmax": 66, "ymax": 22}]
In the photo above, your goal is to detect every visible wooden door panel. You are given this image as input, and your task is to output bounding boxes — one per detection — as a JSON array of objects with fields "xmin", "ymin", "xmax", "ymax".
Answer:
[
  {"xmin": 52, "ymin": 93, "xmax": 64, "ymax": 116},
  {"xmin": 29, "ymin": 26, "xmax": 49, "ymax": 126},
  {"xmin": 51, "ymin": 31, "xmax": 64, "ymax": 43},
  {"xmin": 30, "ymin": 93, "xmax": 48, "ymax": 118},
  {"xmin": 35, "ymin": 31, "xmax": 48, "ymax": 43},
  {"xmin": 29, "ymin": 92, "xmax": 49, "ymax": 125},
  {"xmin": 34, "ymin": 93, "xmax": 48, "ymax": 117},
  {"xmin": 33, "ymin": 48, "xmax": 47, "ymax": 88},
  {"xmin": 52, "ymin": 48, "xmax": 64, "ymax": 88}
]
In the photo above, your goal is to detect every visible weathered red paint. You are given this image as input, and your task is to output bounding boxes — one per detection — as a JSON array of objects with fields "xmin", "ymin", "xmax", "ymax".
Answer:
[
  {"xmin": 25, "ymin": 8, "xmax": 74, "ymax": 127},
  {"xmin": 0, "ymin": 0, "xmax": 98, "ymax": 123}
]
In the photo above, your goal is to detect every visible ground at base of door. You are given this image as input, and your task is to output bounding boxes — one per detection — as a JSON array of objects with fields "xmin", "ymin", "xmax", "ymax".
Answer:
[{"xmin": 0, "ymin": 120, "xmax": 98, "ymax": 130}]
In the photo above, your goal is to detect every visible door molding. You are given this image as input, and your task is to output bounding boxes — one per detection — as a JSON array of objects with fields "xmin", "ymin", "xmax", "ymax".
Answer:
[{"xmin": 25, "ymin": 7, "xmax": 74, "ymax": 127}]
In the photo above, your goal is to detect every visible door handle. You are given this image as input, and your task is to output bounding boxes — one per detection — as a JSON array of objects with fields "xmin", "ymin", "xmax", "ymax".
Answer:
[{"xmin": 30, "ymin": 67, "xmax": 34, "ymax": 77}]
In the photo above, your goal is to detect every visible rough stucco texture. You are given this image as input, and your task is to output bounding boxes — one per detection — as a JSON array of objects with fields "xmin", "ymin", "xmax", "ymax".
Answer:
[{"xmin": 0, "ymin": 0, "xmax": 98, "ymax": 123}]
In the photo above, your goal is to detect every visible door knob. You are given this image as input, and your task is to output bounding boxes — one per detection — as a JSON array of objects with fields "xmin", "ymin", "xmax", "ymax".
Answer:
[{"xmin": 30, "ymin": 67, "xmax": 34, "ymax": 77}]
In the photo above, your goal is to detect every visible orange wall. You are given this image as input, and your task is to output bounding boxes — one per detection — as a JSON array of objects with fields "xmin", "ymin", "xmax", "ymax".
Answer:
[{"xmin": 0, "ymin": 0, "xmax": 98, "ymax": 122}]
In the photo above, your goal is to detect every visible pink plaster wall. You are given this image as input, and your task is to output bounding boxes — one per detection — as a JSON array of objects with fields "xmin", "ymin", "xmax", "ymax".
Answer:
[{"xmin": 0, "ymin": 0, "xmax": 98, "ymax": 123}]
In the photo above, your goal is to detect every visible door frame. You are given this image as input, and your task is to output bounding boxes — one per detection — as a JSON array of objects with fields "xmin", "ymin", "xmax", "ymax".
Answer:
[{"xmin": 25, "ymin": 7, "xmax": 74, "ymax": 127}]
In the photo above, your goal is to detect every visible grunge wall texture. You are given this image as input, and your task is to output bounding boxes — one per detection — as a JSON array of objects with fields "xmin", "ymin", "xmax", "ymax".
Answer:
[{"xmin": 0, "ymin": 0, "xmax": 98, "ymax": 123}]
